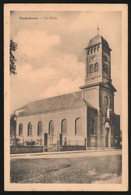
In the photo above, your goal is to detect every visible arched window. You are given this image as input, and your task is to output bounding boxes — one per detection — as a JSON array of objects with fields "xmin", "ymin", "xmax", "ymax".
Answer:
[
  {"xmin": 103, "ymin": 56, "xmax": 108, "ymax": 63},
  {"xmin": 90, "ymin": 119, "xmax": 95, "ymax": 134},
  {"xmin": 27, "ymin": 122, "xmax": 32, "ymax": 136},
  {"xmin": 37, "ymin": 121, "xmax": 42, "ymax": 136},
  {"xmin": 61, "ymin": 119, "xmax": 67, "ymax": 135},
  {"xmin": 75, "ymin": 118, "xmax": 82, "ymax": 135},
  {"xmin": 103, "ymin": 64, "xmax": 109, "ymax": 74},
  {"xmin": 89, "ymin": 64, "xmax": 93, "ymax": 74},
  {"xmin": 49, "ymin": 120, "xmax": 54, "ymax": 136},
  {"xmin": 94, "ymin": 62, "xmax": 99, "ymax": 72},
  {"xmin": 94, "ymin": 48, "xmax": 96, "ymax": 53},
  {"xmin": 104, "ymin": 96, "xmax": 109, "ymax": 107},
  {"xmin": 19, "ymin": 123, "xmax": 23, "ymax": 136}
]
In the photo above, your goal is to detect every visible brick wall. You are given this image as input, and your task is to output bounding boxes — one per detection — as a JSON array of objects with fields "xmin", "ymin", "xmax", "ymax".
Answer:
[{"xmin": 16, "ymin": 107, "xmax": 87, "ymax": 146}]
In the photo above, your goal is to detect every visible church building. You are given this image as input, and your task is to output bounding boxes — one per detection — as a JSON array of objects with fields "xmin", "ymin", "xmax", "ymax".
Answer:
[{"xmin": 13, "ymin": 34, "xmax": 120, "ymax": 150}]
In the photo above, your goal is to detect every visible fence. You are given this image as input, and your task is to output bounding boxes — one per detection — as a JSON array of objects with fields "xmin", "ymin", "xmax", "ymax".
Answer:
[
  {"xmin": 63, "ymin": 139, "xmax": 85, "ymax": 146},
  {"xmin": 60, "ymin": 138, "xmax": 86, "ymax": 151},
  {"xmin": 10, "ymin": 138, "xmax": 87, "ymax": 153}
]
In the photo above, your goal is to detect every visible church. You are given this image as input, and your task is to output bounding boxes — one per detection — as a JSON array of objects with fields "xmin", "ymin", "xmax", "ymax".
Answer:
[{"xmin": 13, "ymin": 33, "xmax": 120, "ymax": 151}]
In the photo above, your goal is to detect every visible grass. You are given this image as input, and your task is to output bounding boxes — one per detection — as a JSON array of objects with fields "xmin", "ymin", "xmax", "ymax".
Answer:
[{"xmin": 10, "ymin": 154, "xmax": 122, "ymax": 183}]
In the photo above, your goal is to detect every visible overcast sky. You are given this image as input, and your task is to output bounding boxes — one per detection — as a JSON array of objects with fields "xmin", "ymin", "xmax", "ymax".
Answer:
[{"xmin": 10, "ymin": 11, "xmax": 122, "ymax": 115}]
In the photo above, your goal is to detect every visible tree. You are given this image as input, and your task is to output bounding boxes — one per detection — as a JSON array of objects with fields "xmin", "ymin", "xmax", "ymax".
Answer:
[
  {"xmin": 10, "ymin": 40, "xmax": 18, "ymax": 75},
  {"xmin": 10, "ymin": 136, "xmax": 20, "ymax": 146}
]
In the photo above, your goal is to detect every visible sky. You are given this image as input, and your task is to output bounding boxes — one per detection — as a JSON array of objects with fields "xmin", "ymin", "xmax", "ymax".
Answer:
[{"xmin": 10, "ymin": 11, "xmax": 122, "ymax": 115}]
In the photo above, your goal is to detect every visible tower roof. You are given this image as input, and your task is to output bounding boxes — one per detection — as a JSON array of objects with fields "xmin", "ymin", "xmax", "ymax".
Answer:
[{"xmin": 85, "ymin": 34, "xmax": 111, "ymax": 50}]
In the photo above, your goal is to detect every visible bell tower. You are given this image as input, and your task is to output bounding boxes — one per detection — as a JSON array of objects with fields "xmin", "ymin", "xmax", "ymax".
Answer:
[
  {"xmin": 80, "ymin": 33, "xmax": 120, "ymax": 148},
  {"xmin": 85, "ymin": 34, "xmax": 112, "ymax": 86},
  {"xmin": 80, "ymin": 33, "xmax": 116, "ymax": 113}
]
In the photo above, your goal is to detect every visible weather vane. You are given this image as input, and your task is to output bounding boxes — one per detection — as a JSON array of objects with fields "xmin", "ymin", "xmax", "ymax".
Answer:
[{"xmin": 97, "ymin": 25, "xmax": 99, "ymax": 35}]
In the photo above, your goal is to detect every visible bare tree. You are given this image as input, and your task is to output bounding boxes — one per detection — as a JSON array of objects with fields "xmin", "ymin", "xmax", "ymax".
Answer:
[{"xmin": 10, "ymin": 40, "xmax": 18, "ymax": 75}]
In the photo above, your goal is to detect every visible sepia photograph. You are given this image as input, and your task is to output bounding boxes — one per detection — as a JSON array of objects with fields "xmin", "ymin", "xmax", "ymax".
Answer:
[{"xmin": 4, "ymin": 4, "xmax": 128, "ymax": 191}]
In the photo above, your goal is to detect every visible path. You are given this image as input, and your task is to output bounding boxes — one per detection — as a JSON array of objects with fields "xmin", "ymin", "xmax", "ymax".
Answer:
[{"xmin": 10, "ymin": 149, "xmax": 122, "ymax": 159}]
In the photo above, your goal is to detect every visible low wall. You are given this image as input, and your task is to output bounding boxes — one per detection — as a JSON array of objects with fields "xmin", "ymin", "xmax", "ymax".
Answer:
[
  {"xmin": 10, "ymin": 146, "xmax": 44, "ymax": 154},
  {"xmin": 10, "ymin": 145, "xmax": 86, "ymax": 154},
  {"xmin": 61, "ymin": 145, "xmax": 86, "ymax": 151}
]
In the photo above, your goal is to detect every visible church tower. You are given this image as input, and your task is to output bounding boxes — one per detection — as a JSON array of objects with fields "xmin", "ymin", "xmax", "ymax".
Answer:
[
  {"xmin": 80, "ymin": 33, "xmax": 119, "ymax": 148},
  {"xmin": 80, "ymin": 33, "xmax": 116, "ymax": 115},
  {"xmin": 85, "ymin": 34, "xmax": 112, "ymax": 85}
]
